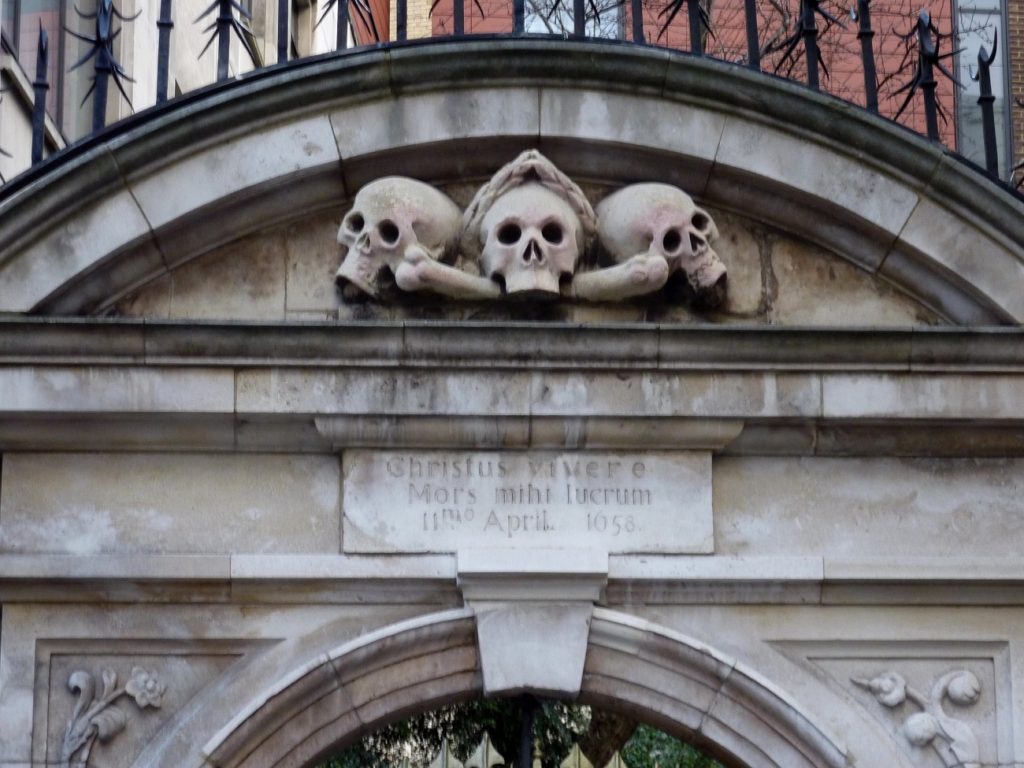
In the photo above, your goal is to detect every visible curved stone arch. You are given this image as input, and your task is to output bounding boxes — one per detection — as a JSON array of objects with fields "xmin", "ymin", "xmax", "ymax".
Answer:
[
  {"xmin": 0, "ymin": 41, "xmax": 1022, "ymax": 323},
  {"xmin": 136, "ymin": 606, "xmax": 911, "ymax": 768}
]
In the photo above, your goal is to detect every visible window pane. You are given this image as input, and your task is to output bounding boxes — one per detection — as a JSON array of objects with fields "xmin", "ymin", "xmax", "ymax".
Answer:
[
  {"xmin": 955, "ymin": 0, "xmax": 1008, "ymax": 176},
  {"xmin": 2, "ymin": 0, "xmax": 17, "ymax": 50},
  {"xmin": 17, "ymin": 0, "xmax": 59, "ymax": 114},
  {"xmin": 525, "ymin": 0, "xmax": 622, "ymax": 38},
  {"xmin": 62, "ymin": 0, "xmax": 98, "ymax": 139}
]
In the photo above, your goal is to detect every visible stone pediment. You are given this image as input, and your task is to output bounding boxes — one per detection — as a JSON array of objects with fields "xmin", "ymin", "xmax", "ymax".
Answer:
[
  {"xmin": 0, "ymin": 43, "xmax": 1020, "ymax": 324},
  {"xmin": 112, "ymin": 179, "xmax": 939, "ymax": 326}
]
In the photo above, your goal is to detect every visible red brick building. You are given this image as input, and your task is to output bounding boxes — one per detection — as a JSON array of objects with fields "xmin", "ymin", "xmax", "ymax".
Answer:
[{"xmin": 366, "ymin": 0, "xmax": 1016, "ymax": 177}]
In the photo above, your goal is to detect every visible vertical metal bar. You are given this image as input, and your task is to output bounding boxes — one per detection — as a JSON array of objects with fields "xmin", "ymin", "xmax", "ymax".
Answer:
[
  {"xmin": 920, "ymin": 56, "xmax": 938, "ymax": 139},
  {"xmin": 337, "ymin": 0, "xmax": 349, "ymax": 49},
  {"xmin": 453, "ymin": 0, "xmax": 464, "ymax": 36},
  {"xmin": 573, "ymin": 0, "xmax": 585, "ymax": 37},
  {"xmin": 743, "ymin": 0, "xmax": 759, "ymax": 69},
  {"xmin": 278, "ymin": 0, "xmax": 290, "ymax": 59},
  {"xmin": 630, "ymin": 0, "xmax": 644, "ymax": 42},
  {"xmin": 518, "ymin": 698, "xmax": 535, "ymax": 768},
  {"xmin": 397, "ymin": 0, "xmax": 407, "ymax": 40},
  {"xmin": 217, "ymin": 0, "xmax": 231, "ymax": 79},
  {"xmin": 917, "ymin": 18, "xmax": 939, "ymax": 141},
  {"xmin": 977, "ymin": 43, "xmax": 998, "ymax": 176},
  {"xmin": 92, "ymin": 62, "xmax": 110, "ymax": 132},
  {"xmin": 513, "ymin": 0, "xmax": 524, "ymax": 34},
  {"xmin": 31, "ymin": 24, "xmax": 48, "ymax": 164},
  {"xmin": 156, "ymin": 0, "xmax": 173, "ymax": 102},
  {"xmin": 801, "ymin": 0, "xmax": 819, "ymax": 89},
  {"xmin": 688, "ymin": 0, "xmax": 703, "ymax": 54},
  {"xmin": 856, "ymin": 0, "xmax": 877, "ymax": 111}
]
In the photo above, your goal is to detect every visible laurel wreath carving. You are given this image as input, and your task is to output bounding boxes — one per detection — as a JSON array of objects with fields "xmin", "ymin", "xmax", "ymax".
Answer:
[{"xmin": 460, "ymin": 149, "xmax": 598, "ymax": 259}]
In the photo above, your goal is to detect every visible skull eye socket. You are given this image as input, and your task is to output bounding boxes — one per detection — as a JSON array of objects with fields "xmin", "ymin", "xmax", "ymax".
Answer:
[
  {"xmin": 378, "ymin": 220, "xmax": 400, "ymax": 245},
  {"xmin": 346, "ymin": 213, "xmax": 365, "ymax": 233},
  {"xmin": 662, "ymin": 229, "xmax": 683, "ymax": 253},
  {"xmin": 541, "ymin": 222, "xmax": 563, "ymax": 244},
  {"xmin": 691, "ymin": 212, "xmax": 711, "ymax": 233},
  {"xmin": 497, "ymin": 223, "xmax": 522, "ymax": 245}
]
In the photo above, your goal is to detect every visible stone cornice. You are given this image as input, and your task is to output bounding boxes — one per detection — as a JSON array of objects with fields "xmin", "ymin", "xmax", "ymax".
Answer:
[
  {"xmin": 4, "ymin": 553, "xmax": 1024, "ymax": 606},
  {"xmin": 3, "ymin": 318, "xmax": 1024, "ymax": 371},
  {"xmin": 3, "ymin": 321, "xmax": 1024, "ymax": 454}
]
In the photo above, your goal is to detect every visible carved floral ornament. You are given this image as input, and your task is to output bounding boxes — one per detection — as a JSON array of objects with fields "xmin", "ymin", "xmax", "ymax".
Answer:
[
  {"xmin": 62, "ymin": 667, "xmax": 166, "ymax": 768},
  {"xmin": 852, "ymin": 669, "xmax": 983, "ymax": 768},
  {"xmin": 335, "ymin": 150, "xmax": 727, "ymax": 306}
]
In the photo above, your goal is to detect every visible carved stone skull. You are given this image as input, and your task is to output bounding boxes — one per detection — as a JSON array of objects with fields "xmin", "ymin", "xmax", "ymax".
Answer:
[
  {"xmin": 479, "ymin": 183, "xmax": 584, "ymax": 297},
  {"xmin": 335, "ymin": 177, "xmax": 462, "ymax": 301},
  {"xmin": 596, "ymin": 183, "xmax": 726, "ymax": 304}
]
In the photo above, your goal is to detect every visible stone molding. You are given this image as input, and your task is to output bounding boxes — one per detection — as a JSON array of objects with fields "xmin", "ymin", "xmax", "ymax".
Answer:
[
  {"xmin": 182, "ymin": 608, "xmax": 853, "ymax": 768},
  {"xmin": 4, "ymin": 319, "xmax": 1024, "ymax": 370},
  {"xmin": 457, "ymin": 548, "xmax": 608, "ymax": 697},
  {"xmin": 8, "ymin": 554, "xmax": 1024, "ymax": 606},
  {"xmin": 0, "ymin": 41, "xmax": 1021, "ymax": 322},
  {"xmin": 4, "ymin": 320, "xmax": 1024, "ymax": 456}
]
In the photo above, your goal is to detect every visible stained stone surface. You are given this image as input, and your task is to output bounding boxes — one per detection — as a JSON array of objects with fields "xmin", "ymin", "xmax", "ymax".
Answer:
[
  {"xmin": 3, "ymin": 42, "xmax": 1024, "ymax": 768},
  {"xmin": 713, "ymin": 457, "xmax": 1024, "ymax": 559},
  {"xmin": 769, "ymin": 237, "xmax": 937, "ymax": 326},
  {"xmin": 341, "ymin": 450, "xmax": 713, "ymax": 553},
  {"xmin": 0, "ymin": 453, "xmax": 341, "ymax": 555},
  {"xmin": 112, "ymin": 205, "xmax": 941, "ymax": 326}
]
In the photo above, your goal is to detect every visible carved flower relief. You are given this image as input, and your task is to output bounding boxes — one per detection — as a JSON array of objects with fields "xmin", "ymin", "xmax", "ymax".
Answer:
[
  {"xmin": 859, "ymin": 671, "xmax": 908, "ymax": 707},
  {"xmin": 125, "ymin": 667, "xmax": 166, "ymax": 708},
  {"xmin": 852, "ymin": 668, "xmax": 983, "ymax": 768},
  {"xmin": 946, "ymin": 669, "xmax": 982, "ymax": 705},
  {"xmin": 63, "ymin": 667, "xmax": 167, "ymax": 768}
]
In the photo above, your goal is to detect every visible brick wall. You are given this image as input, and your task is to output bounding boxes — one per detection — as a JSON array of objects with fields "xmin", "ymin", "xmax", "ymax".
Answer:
[{"xmin": 427, "ymin": 0, "xmax": 957, "ymax": 148}]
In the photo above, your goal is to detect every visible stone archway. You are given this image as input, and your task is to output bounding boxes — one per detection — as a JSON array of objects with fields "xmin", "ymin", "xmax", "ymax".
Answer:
[
  {"xmin": 133, "ymin": 607, "xmax": 900, "ymax": 768},
  {"xmin": 2, "ymin": 37, "xmax": 1023, "ymax": 768}
]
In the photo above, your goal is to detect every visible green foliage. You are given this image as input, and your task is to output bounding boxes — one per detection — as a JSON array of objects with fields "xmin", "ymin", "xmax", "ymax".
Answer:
[
  {"xmin": 319, "ymin": 698, "xmax": 589, "ymax": 768},
  {"xmin": 319, "ymin": 703, "xmax": 722, "ymax": 768},
  {"xmin": 620, "ymin": 725, "xmax": 723, "ymax": 768}
]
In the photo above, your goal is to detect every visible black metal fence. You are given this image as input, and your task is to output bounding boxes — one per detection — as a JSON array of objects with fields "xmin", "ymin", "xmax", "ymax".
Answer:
[{"xmin": 25, "ymin": 0, "xmax": 1021, "ymax": 190}]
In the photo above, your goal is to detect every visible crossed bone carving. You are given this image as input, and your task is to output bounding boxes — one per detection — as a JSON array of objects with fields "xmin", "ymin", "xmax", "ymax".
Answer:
[{"xmin": 335, "ymin": 150, "xmax": 727, "ymax": 306}]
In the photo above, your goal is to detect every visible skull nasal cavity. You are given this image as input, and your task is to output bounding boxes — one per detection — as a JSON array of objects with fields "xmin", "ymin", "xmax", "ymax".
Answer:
[
  {"xmin": 662, "ymin": 229, "xmax": 682, "ymax": 252},
  {"xmin": 378, "ymin": 220, "xmax": 400, "ymax": 245},
  {"xmin": 523, "ymin": 240, "xmax": 543, "ymax": 262},
  {"xmin": 498, "ymin": 223, "xmax": 522, "ymax": 245},
  {"xmin": 689, "ymin": 232, "xmax": 704, "ymax": 252}
]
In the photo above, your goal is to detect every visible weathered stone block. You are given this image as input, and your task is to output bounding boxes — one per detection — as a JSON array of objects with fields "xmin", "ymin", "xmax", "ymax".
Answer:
[
  {"xmin": 714, "ymin": 456, "xmax": 1024, "ymax": 559},
  {"xmin": 0, "ymin": 453, "xmax": 340, "ymax": 555},
  {"xmin": 770, "ymin": 238, "xmax": 936, "ymax": 326}
]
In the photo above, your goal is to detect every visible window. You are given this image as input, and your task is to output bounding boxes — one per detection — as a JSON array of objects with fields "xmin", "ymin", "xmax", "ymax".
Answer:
[
  {"xmin": 955, "ymin": 0, "xmax": 1010, "ymax": 177},
  {"xmin": 525, "ymin": 0, "xmax": 623, "ymax": 38},
  {"xmin": 4, "ymin": 0, "xmax": 61, "ymax": 117}
]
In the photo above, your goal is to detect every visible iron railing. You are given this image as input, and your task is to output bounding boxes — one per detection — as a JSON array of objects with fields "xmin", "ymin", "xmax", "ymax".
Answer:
[{"xmin": 23, "ymin": 0, "xmax": 1021, "ymax": 190}]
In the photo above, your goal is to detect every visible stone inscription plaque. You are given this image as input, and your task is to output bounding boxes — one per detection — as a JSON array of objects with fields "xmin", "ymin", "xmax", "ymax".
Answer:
[{"xmin": 342, "ymin": 451, "xmax": 712, "ymax": 553}]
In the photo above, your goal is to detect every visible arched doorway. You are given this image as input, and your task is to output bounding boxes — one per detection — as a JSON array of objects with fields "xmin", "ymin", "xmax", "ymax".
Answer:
[{"xmin": 135, "ymin": 608, "xmax": 886, "ymax": 768}]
